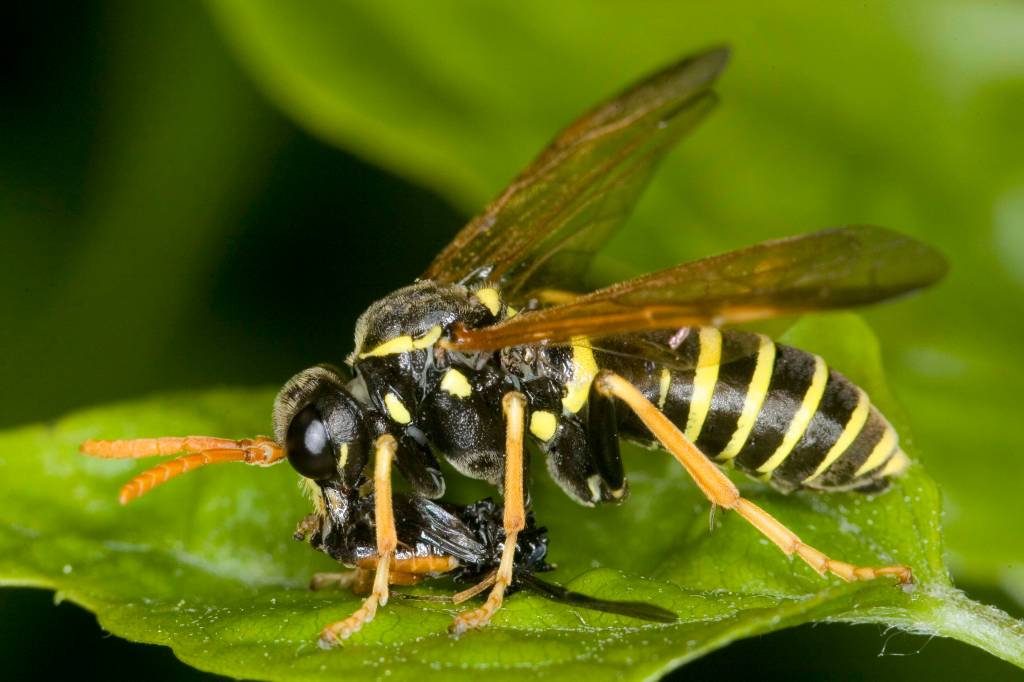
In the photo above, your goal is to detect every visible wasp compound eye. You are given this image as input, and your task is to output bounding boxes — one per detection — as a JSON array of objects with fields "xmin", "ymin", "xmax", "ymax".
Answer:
[{"xmin": 286, "ymin": 404, "xmax": 336, "ymax": 480}]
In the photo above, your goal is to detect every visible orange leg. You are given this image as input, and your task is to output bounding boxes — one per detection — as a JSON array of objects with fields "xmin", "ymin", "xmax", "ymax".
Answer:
[
  {"xmin": 449, "ymin": 392, "xmax": 527, "ymax": 634},
  {"xmin": 594, "ymin": 371, "xmax": 913, "ymax": 585},
  {"xmin": 80, "ymin": 436, "xmax": 284, "ymax": 504},
  {"xmin": 318, "ymin": 435, "xmax": 398, "ymax": 648},
  {"xmin": 310, "ymin": 570, "xmax": 370, "ymax": 593}
]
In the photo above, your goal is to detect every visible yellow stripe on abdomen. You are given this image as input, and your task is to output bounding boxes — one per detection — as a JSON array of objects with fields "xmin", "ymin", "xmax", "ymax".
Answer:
[
  {"xmin": 684, "ymin": 327, "xmax": 722, "ymax": 442},
  {"xmin": 855, "ymin": 425, "xmax": 898, "ymax": 477},
  {"xmin": 802, "ymin": 388, "xmax": 869, "ymax": 484},
  {"xmin": 719, "ymin": 335, "xmax": 775, "ymax": 460},
  {"xmin": 757, "ymin": 355, "xmax": 829, "ymax": 476}
]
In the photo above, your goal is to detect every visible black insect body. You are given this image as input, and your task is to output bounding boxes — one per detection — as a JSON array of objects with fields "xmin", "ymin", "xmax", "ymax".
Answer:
[
  {"xmin": 82, "ymin": 46, "xmax": 947, "ymax": 645},
  {"xmin": 296, "ymin": 491, "xmax": 676, "ymax": 627}
]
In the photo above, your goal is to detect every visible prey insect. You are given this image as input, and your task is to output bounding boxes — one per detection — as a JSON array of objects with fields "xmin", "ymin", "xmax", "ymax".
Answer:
[
  {"xmin": 298, "ymin": 493, "xmax": 677, "ymax": 637},
  {"xmin": 81, "ymin": 45, "xmax": 946, "ymax": 644}
]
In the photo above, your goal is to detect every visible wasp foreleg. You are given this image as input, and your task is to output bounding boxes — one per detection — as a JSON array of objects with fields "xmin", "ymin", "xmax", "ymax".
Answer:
[
  {"xmin": 318, "ymin": 434, "xmax": 398, "ymax": 647},
  {"xmin": 594, "ymin": 370, "xmax": 913, "ymax": 586},
  {"xmin": 449, "ymin": 391, "xmax": 527, "ymax": 634}
]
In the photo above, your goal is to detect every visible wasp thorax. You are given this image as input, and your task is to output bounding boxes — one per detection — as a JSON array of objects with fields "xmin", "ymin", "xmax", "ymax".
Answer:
[
  {"xmin": 274, "ymin": 365, "xmax": 371, "ymax": 488},
  {"xmin": 349, "ymin": 281, "xmax": 488, "ymax": 361}
]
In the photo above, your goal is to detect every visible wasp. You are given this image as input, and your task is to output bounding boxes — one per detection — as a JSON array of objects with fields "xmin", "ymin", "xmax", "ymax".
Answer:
[{"xmin": 81, "ymin": 45, "xmax": 946, "ymax": 646}]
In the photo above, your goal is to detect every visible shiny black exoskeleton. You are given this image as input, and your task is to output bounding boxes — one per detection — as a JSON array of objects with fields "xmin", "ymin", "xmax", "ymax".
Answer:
[
  {"xmin": 300, "ymin": 491, "xmax": 551, "ymax": 588},
  {"xmin": 296, "ymin": 489, "xmax": 676, "ymax": 622}
]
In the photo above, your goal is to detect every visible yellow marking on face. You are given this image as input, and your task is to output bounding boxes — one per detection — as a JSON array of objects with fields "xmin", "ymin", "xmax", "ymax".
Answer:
[
  {"xmin": 880, "ymin": 448, "xmax": 910, "ymax": 477},
  {"xmin": 854, "ymin": 425, "xmax": 898, "ymax": 477},
  {"xmin": 562, "ymin": 336, "xmax": 599, "ymax": 413},
  {"xmin": 587, "ymin": 474, "xmax": 603, "ymax": 502},
  {"xmin": 529, "ymin": 410, "xmax": 557, "ymax": 441},
  {"xmin": 440, "ymin": 368, "xmax": 473, "ymax": 398},
  {"xmin": 337, "ymin": 442, "xmax": 349, "ymax": 470},
  {"xmin": 802, "ymin": 388, "xmax": 870, "ymax": 483},
  {"xmin": 719, "ymin": 335, "xmax": 776, "ymax": 460},
  {"xmin": 683, "ymin": 327, "xmax": 722, "ymax": 442},
  {"xmin": 657, "ymin": 368, "xmax": 671, "ymax": 410},
  {"xmin": 609, "ymin": 486, "xmax": 626, "ymax": 500},
  {"xmin": 301, "ymin": 476, "xmax": 325, "ymax": 517},
  {"xmin": 757, "ymin": 355, "xmax": 829, "ymax": 475},
  {"xmin": 476, "ymin": 288, "xmax": 502, "ymax": 316},
  {"xmin": 384, "ymin": 392, "xmax": 412, "ymax": 424},
  {"xmin": 358, "ymin": 325, "xmax": 443, "ymax": 359}
]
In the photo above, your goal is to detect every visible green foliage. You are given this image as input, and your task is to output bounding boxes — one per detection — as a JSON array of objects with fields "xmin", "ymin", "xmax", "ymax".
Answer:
[
  {"xmin": 2, "ymin": 316, "xmax": 1022, "ymax": 680},
  {"xmin": 4, "ymin": 0, "xmax": 1023, "ymax": 678},
  {"xmin": 206, "ymin": 0, "xmax": 1024, "ymax": 597}
]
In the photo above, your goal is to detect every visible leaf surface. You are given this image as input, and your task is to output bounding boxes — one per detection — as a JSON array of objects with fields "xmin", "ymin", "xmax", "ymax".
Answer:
[{"xmin": 2, "ymin": 316, "xmax": 1021, "ymax": 680}]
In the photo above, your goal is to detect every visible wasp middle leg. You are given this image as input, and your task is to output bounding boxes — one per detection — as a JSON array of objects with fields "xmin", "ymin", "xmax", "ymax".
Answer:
[
  {"xmin": 449, "ymin": 391, "xmax": 527, "ymax": 634},
  {"xmin": 594, "ymin": 370, "xmax": 913, "ymax": 585}
]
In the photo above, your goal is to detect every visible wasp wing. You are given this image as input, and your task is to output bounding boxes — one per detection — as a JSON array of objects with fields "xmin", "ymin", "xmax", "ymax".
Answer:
[
  {"xmin": 447, "ymin": 226, "xmax": 948, "ymax": 351},
  {"xmin": 421, "ymin": 47, "xmax": 729, "ymax": 298}
]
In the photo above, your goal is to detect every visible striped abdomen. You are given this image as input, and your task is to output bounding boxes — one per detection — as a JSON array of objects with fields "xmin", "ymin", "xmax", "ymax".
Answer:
[{"xmin": 597, "ymin": 327, "xmax": 909, "ymax": 493}]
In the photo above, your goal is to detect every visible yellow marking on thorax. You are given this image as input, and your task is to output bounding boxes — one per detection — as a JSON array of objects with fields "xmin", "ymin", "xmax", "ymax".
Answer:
[
  {"xmin": 358, "ymin": 325, "xmax": 443, "ymax": 359},
  {"xmin": 562, "ymin": 336, "xmax": 598, "ymax": 413},
  {"xmin": 683, "ymin": 327, "xmax": 722, "ymax": 442},
  {"xmin": 757, "ymin": 355, "xmax": 829, "ymax": 476},
  {"xmin": 384, "ymin": 392, "xmax": 412, "ymax": 424},
  {"xmin": 657, "ymin": 368, "xmax": 671, "ymax": 410},
  {"xmin": 880, "ymin": 448, "xmax": 910, "ymax": 477},
  {"xmin": 854, "ymin": 425, "xmax": 898, "ymax": 477},
  {"xmin": 337, "ymin": 443, "xmax": 349, "ymax": 470},
  {"xmin": 719, "ymin": 335, "xmax": 775, "ymax": 461},
  {"xmin": 529, "ymin": 410, "xmax": 557, "ymax": 441},
  {"xmin": 440, "ymin": 368, "xmax": 472, "ymax": 398},
  {"xmin": 802, "ymin": 388, "xmax": 870, "ymax": 483},
  {"xmin": 476, "ymin": 288, "xmax": 502, "ymax": 316}
]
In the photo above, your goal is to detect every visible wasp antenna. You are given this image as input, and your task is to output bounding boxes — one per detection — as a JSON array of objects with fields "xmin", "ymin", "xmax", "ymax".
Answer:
[
  {"xmin": 79, "ymin": 436, "xmax": 286, "ymax": 504},
  {"xmin": 80, "ymin": 436, "xmax": 267, "ymax": 459},
  {"xmin": 118, "ymin": 449, "xmax": 245, "ymax": 504}
]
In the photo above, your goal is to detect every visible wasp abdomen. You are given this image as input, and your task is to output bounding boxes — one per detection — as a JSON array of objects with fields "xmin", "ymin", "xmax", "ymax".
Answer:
[{"xmin": 598, "ymin": 328, "xmax": 907, "ymax": 493}]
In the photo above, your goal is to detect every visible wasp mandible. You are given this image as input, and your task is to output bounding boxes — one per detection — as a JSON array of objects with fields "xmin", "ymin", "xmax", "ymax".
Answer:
[{"xmin": 81, "ymin": 45, "xmax": 946, "ymax": 646}]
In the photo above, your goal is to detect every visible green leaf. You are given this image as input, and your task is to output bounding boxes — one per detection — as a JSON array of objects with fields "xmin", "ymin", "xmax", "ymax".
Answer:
[
  {"xmin": 2, "ymin": 315, "xmax": 1022, "ymax": 680},
  {"xmin": 205, "ymin": 0, "xmax": 1024, "ymax": 601}
]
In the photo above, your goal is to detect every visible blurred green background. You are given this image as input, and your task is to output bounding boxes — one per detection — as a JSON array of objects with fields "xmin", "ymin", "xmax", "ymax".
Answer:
[{"xmin": 2, "ymin": 0, "xmax": 1023, "ymax": 679}]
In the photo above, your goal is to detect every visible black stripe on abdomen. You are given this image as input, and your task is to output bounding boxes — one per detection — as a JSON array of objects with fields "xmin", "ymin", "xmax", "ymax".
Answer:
[
  {"xmin": 694, "ymin": 331, "xmax": 763, "ymax": 456},
  {"xmin": 766, "ymin": 370, "xmax": 861, "ymax": 490},
  {"xmin": 733, "ymin": 344, "xmax": 819, "ymax": 472}
]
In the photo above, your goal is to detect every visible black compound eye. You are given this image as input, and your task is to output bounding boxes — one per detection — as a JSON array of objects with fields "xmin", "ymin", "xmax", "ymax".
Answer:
[{"xmin": 285, "ymin": 404, "xmax": 336, "ymax": 480}]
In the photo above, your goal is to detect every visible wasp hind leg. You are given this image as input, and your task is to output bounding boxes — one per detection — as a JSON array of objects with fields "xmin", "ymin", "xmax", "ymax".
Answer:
[
  {"xmin": 318, "ymin": 435, "xmax": 399, "ymax": 648},
  {"xmin": 594, "ymin": 371, "xmax": 913, "ymax": 586},
  {"xmin": 449, "ymin": 392, "xmax": 527, "ymax": 635}
]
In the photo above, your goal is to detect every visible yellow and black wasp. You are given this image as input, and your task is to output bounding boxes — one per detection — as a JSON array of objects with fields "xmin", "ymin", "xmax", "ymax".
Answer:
[{"xmin": 81, "ymin": 45, "xmax": 947, "ymax": 646}]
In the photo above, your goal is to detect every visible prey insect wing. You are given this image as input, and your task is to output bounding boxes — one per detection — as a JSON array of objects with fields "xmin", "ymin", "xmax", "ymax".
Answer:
[{"xmin": 422, "ymin": 47, "xmax": 729, "ymax": 298}]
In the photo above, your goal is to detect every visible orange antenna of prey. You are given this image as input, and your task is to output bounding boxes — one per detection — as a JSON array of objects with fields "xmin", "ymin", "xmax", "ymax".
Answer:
[{"xmin": 80, "ymin": 436, "xmax": 285, "ymax": 504}]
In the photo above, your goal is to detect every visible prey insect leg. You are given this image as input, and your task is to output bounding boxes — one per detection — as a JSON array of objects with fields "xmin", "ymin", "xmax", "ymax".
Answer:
[
  {"xmin": 449, "ymin": 392, "xmax": 527, "ymax": 634},
  {"xmin": 594, "ymin": 371, "xmax": 913, "ymax": 585},
  {"xmin": 310, "ymin": 570, "xmax": 372, "ymax": 594},
  {"xmin": 319, "ymin": 434, "xmax": 399, "ymax": 647}
]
